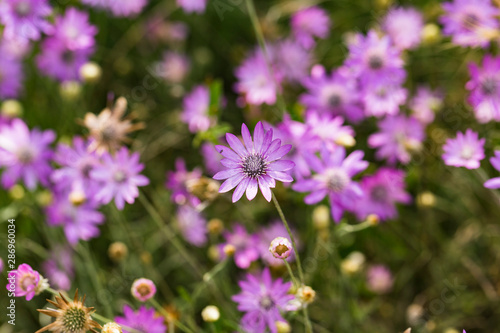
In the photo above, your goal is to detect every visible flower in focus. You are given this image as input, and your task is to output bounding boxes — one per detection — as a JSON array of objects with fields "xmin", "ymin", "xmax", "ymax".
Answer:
[
  {"xmin": 258, "ymin": 221, "xmax": 299, "ymax": 266},
  {"xmin": 6, "ymin": 263, "xmax": 47, "ymax": 301},
  {"xmin": 483, "ymin": 151, "xmax": 500, "ymax": 189},
  {"xmin": 181, "ymin": 85, "xmax": 215, "ymax": 133},
  {"xmin": 382, "ymin": 7, "xmax": 424, "ymax": 50},
  {"xmin": 131, "ymin": 278, "xmax": 156, "ymax": 302},
  {"xmin": 466, "ymin": 55, "xmax": 500, "ymax": 123},
  {"xmin": 291, "ymin": 6, "xmax": 331, "ymax": 49},
  {"xmin": 366, "ymin": 265, "xmax": 394, "ymax": 294},
  {"xmin": 214, "ymin": 122, "xmax": 294, "ymax": 202},
  {"xmin": 115, "ymin": 305, "xmax": 167, "ymax": 333},
  {"xmin": 83, "ymin": 97, "xmax": 145, "ymax": 153},
  {"xmin": 0, "ymin": 0, "xmax": 53, "ymax": 41},
  {"xmin": 269, "ymin": 237, "xmax": 292, "ymax": 260},
  {"xmin": 0, "ymin": 52, "xmax": 24, "ymax": 99},
  {"xmin": 0, "ymin": 118, "xmax": 55, "ymax": 189},
  {"xmin": 177, "ymin": 0, "xmax": 206, "ymax": 14},
  {"xmin": 90, "ymin": 147, "xmax": 149, "ymax": 210},
  {"xmin": 219, "ymin": 224, "xmax": 259, "ymax": 269},
  {"xmin": 354, "ymin": 168, "xmax": 411, "ymax": 222},
  {"xmin": 440, "ymin": 0, "xmax": 499, "ymax": 48},
  {"xmin": 176, "ymin": 205, "xmax": 208, "ymax": 246},
  {"xmin": 232, "ymin": 268, "xmax": 293, "ymax": 333},
  {"xmin": 293, "ymin": 147, "xmax": 368, "ymax": 222},
  {"xmin": 166, "ymin": 158, "xmax": 203, "ymax": 206},
  {"xmin": 409, "ymin": 86, "xmax": 444, "ymax": 124},
  {"xmin": 368, "ymin": 115, "xmax": 425, "ymax": 164},
  {"xmin": 36, "ymin": 290, "xmax": 102, "ymax": 333},
  {"xmin": 442, "ymin": 129, "xmax": 485, "ymax": 169}
]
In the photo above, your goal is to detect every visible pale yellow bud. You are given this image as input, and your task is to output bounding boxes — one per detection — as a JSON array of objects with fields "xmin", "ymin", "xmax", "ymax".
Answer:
[
  {"xmin": 1, "ymin": 99, "xmax": 23, "ymax": 118},
  {"xmin": 108, "ymin": 242, "xmax": 128, "ymax": 262},
  {"xmin": 59, "ymin": 81, "xmax": 81, "ymax": 100},
  {"xmin": 422, "ymin": 23, "xmax": 441, "ymax": 44},
  {"xmin": 80, "ymin": 62, "xmax": 102, "ymax": 83},
  {"xmin": 312, "ymin": 205, "xmax": 330, "ymax": 230},
  {"xmin": 102, "ymin": 322, "xmax": 123, "ymax": 333},
  {"xmin": 201, "ymin": 305, "xmax": 220, "ymax": 322},
  {"xmin": 276, "ymin": 321, "xmax": 291, "ymax": 333}
]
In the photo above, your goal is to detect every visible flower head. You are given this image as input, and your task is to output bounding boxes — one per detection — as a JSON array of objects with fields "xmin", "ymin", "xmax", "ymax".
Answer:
[
  {"xmin": 382, "ymin": 7, "xmax": 424, "ymax": 50},
  {"xmin": 0, "ymin": 0, "xmax": 53, "ymax": 41},
  {"xmin": 269, "ymin": 237, "xmax": 292, "ymax": 260},
  {"xmin": 292, "ymin": 147, "xmax": 368, "ymax": 222},
  {"xmin": 106, "ymin": 0, "xmax": 147, "ymax": 17},
  {"xmin": 166, "ymin": 158, "xmax": 203, "ymax": 206},
  {"xmin": 159, "ymin": 52, "xmax": 190, "ymax": 83},
  {"xmin": 6, "ymin": 263, "xmax": 47, "ymax": 301},
  {"xmin": 36, "ymin": 290, "xmax": 102, "ymax": 333},
  {"xmin": 219, "ymin": 224, "xmax": 259, "ymax": 269},
  {"xmin": 367, "ymin": 265, "xmax": 394, "ymax": 294},
  {"xmin": 291, "ymin": 6, "xmax": 331, "ymax": 49},
  {"xmin": 176, "ymin": 205, "xmax": 207, "ymax": 246},
  {"xmin": 258, "ymin": 221, "xmax": 299, "ymax": 266},
  {"xmin": 42, "ymin": 247, "xmax": 74, "ymax": 291},
  {"xmin": 52, "ymin": 7, "xmax": 97, "ymax": 50},
  {"xmin": 131, "ymin": 278, "xmax": 156, "ymax": 302},
  {"xmin": 362, "ymin": 79, "xmax": 407, "ymax": 118},
  {"xmin": 115, "ymin": 305, "xmax": 167, "ymax": 333},
  {"xmin": 409, "ymin": 86, "xmax": 444, "ymax": 124},
  {"xmin": 102, "ymin": 322, "xmax": 123, "ymax": 333},
  {"xmin": 214, "ymin": 122, "xmax": 295, "ymax": 202},
  {"xmin": 177, "ymin": 0, "xmax": 206, "ymax": 14},
  {"xmin": 232, "ymin": 268, "xmax": 294, "ymax": 333},
  {"xmin": 483, "ymin": 151, "xmax": 500, "ymax": 189},
  {"xmin": 442, "ymin": 129, "xmax": 485, "ymax": 169},
  {"xmin": 181, "ymin": 85, "xmax": 214, "ymax": 133}
]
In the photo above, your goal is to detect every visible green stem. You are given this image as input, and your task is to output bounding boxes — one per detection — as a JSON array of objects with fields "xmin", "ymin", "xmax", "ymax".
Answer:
[
  {"xmin": 283, "ymin": 259, "xmax": 299, "ymax": 287},
  {"xmin": 149, "ymin": 298, "xmax": 195, "ymax": 333},
  {"xmin": 336, "ymin": 220, "xmax": 374, "ymax": 237}
]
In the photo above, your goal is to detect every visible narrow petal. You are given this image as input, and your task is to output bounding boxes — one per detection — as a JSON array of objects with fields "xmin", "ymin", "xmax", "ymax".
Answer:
[
  {"xmin": 267, "ymin": 170, "xmax": 293, "ymax": 182},
  {"xmin": 268, "ymin": 160, "xmax": 295, "ymax": 172},
  {"xmin": 214, "ymin": 168, "xmax": 241, "ymax": 180},
  {"xmin": 267, "ymin": 144, "xmax": 292, "ymax": 162},
  {"xmin": 304, "ymin": 190, "xmax": 328, "ymax": 204},
  {"xmin": 232, "ymin": 177, "xmax": 250, "ymax": 202},
  {"xmin": 220, "ymin": 158, "xmax": 241, "ymax": 169},
  {"xmin": 258, "ymin": 177, "xmax": 272, "ymax": 202},
  {"xmin": 215, "ymin": 145, "xmax": 241, "ymax": 162},
  {"xmin": 219, "ymin": 173, "xmax": 244, "ymax": 193},
  {"xmin": 246, "ymin": 178, "xmax": 258, "ymax": 200},
  {"xmin": 259, "ymin": 128, "xmax": 273, "ymax": 155},
  {"xmin": 484, "ymin": 177, "xmax": 500, "ymax": 189},
  {"xmin": 226, "ymin": 133, "xmax": 248, "ymax": 157},
  {"xmin": 253, "ymin": 122, "xmax": 265, "ymax": 153},
  {"xmin": 241, "ymin": 123, "xmax": 254, "ymax": 152}
]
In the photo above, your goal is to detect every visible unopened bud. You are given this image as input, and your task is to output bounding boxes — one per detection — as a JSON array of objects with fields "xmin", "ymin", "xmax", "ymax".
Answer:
[
  {"xmin": 422, "ymin": 23, "xmax": 441, "ymax": 44},
  {"xmin": 312, "ymin": 205, "xmax": 330, "ymax": 230},
  {"xmin": 276, "ymin": 321, "xmax": 291, "ymax": 333},
  {"xmin": 108, "ymin": 242, "xmax": 128, "ymax": 262},
  {"xmin": 201, "ymin": 305, "xmax": 220, "ymax": 322},
  {"xmin": 335, "ymin": 133, "xmax": 356, "ymax": 147},
  {"xmin": 80, "ymin": 62, "xmax": 102, "ymax": 83},
  {"xmin": 417, "ymin": 191, "xmax": 435, "ymax": 207},
  {"xmin": 69, "ymin": 189, "xmax": 86, "ymax": 206},
  {"xmin": 59, "ymin": 81, "xmax": 81, "ymax": 100},
  {"xmin": 207, "ymin": 218, "xmax": 224, "ymax": 235},
  {"xmin": 1, "ymin": 99, "xmax": 23, "ymax": 118},
  {"xmin": 223, "ymin": 244, "xmax": 236, "ymax": 257},
  {"xmin": 366, "ymin": 214, "xmax": 379, "ymax": 226},
  {"xmin": 269, "ymin": 237, "xmax": 292, "ymax": 259},
  {"xmin": 297, "ymin": 285, "xmax": 316, "ymax": 304},
  {"xmin": 341, "ymin": 251, "xmax": 365, "ymax": 275},
  {"xmin": 186, "ymin": 177, "xmax": 220, "ymax": 201},
  {"xmin": 102, "ymin": 322, "xmax": 123, "ymax": 333}
]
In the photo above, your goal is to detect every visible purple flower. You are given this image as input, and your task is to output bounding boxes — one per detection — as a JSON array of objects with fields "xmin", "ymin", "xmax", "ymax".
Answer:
[
  {"xmin": 442, "ymin": 129, "xmax": 485, "ymax": 169},
  {"xmin": 115, "ymin": 305, "xmax": 167, "ymax": 333},
  {"xmin": 0, "ymin": 258, "xmax": 3, "ymax": 274},
  {"xmin": 6, "ymin": 264, "xmax": 42, "ymax": 301},
  {"xmin": 232, "ymin": 268, "xmax": 293, "ymax": 333},
  {"xmin": 382, "ymin": 7, "xmax": 424, "ymax": 50},
  {"xmin": 42, "ymin": 246, "xmax": 74, "ymax": 291},
  {"xmin": 0, "ymin": 52, "xmax": 24, "ymax": 98},
  {"xmin": 131, "ymin": 278, "xmax": 156, "ymax": 302},
  {"xmin": 466, "ymin": 55, "xmax": 500, "ymax": 123},
  {"xmin": 362, "ymin": 80, "xmax": 407, "ymax": 118},
  {"xmin": 409, "ymin": 86, "xmax": 444, "ymax": 124},
  {"xmin": 258, "ymin": 221, "xmax": 299, "ymax": 267},
  {"xmin": 300, "ymin": 65, "xmax": 364, "ymax": 122},
  {"xmin": 235, "ymin": 50, "xmax": 279, "ymax": 106},
  {"xmin": 483, "ymin": 151, "xmax": 500, "ymax": 189},
  {"xmin": 213, "ymin": 122, "xmax": 295, "ymax": 202},
  {"xmin": 291, "ymin": 6, "xmax": 331, "ymax": 49},
  {"xmin": 159, "ymin": 51, "xmax": 190, "ymax": 83},
  {"xmin": 368, "ymin": 115, "xmax": 425, "ymax": 165},
  {"xmin": 0, "ymin": 118, "xmax": 54, "ymax": 189},
  {"xmin": 46, "ymin": 191, "xmax": 105, "ymax": 244},
  {"xmin": 293, "ymin": 147, "xmax": 368, "ymax": 222},
  {"xmin": 200, "ymin": 142, "xmax": 224, "ymax": 176},
  {"xmin": 0, "ymin": 0, "xmax": 53, "ymax": 41},
  {"xmin": 52, "ymin": 7, "xmax": 97, "ymax": 50},
  {"xmin": 304, "ymin": 111, "xmax": 355, "ymax": 152},
  {"xmin": 107, "ymin": 0, "xmax": 148, "ymax": 17},
  {"xmin": 0, "ymin": 34, "xmax": 31, "ymax": 59},
  {"xmin": 165, "ymin": 158, "xmax": 202, "ymax": 206},
  {"xmin": 181, "ymin": 85, "xmax": 214, "ymax": 133},
  {"xmin": 177, "ymin": 0, "xmax": 206, "ymax": 14},
  {"xmin": 354, "ymin": 168, "xmax": 411, "ymax": 222},
  {"xmin": 219, "ymin": 224, "xmax": 259, "ymax": 269},
  {"xmin": 176, "ymin": 205, "xmax": 207, "ymax": 247},
  {"xmin": 440, "ymin": 0, "xmax": 499, "ymax": 48},
  {"xmin": 90, "ymin": 147, "xmax": 149, "ymax": 210},
  {"xmin": 366, "ymin": 265, "xmax": 394, "ymax": 294},
  {"xmin": 272, "ymin": 39, "xmax": 311, "ymax": 83}
]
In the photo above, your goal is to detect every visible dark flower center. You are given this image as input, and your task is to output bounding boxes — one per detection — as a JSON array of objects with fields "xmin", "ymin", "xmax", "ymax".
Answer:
[
  {"xmin": 20, "ymin": 274, "xmax": 36, "ymax": 291},
  {"xmin": 328, "ymin": 93, "xmax": 342, "ymax": 108},
  {"xmin": 81, "ymin": 163, "xmax": 93, "ymax": 178},
  {"xmin": 62, "ymin": 50, "xmax": 75, "ymax": 64},
  {"xmin": 137, "ymin": 284, "xmax": 151, "ymax": 297},
  {"xmin": 101, "ymin": 126, "xmax": 117, "ymax": 143},
  {"xmin": 368, "ymin": 54, "xmax": 384, "ymax": 70},
  {"xmin": 376, "ymin": 88, "xmax": 387, "ymax": 98},
  {"xmin": 15, "ymin": 2, "xmax": 30, "ymax": 17},
  {"xmin": 259, "ymin": 295, "xmax": 275, "ymax": 310},
  {"xmin": 114, "ymin": 170, "xmax": 127, "ymax": 183},
  {"xmin": 16, "ymin": 147, "xmax": 35, "ymax": 164},
  {"xmin": 325, "ymin": 169, "xmax": 349, "ymax": 193},
  {"xmin": 370, "ymin": 185, "xmax": 388, "ymax": 203},
  {"xmin": 481, "ymin": 78, "xmax": 497, "ymax": 96},
  {"xmin": 243, "ymin": 154, "xmax": 266, "ymax": 178},
  {"xmin": 462, "ymin": 13, "xmax": 479, "ymax": 30}
]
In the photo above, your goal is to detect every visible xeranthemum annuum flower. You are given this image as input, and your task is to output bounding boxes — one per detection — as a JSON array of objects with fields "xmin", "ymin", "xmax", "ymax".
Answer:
[{"xmin": 36, "ymin": 289, "xmax": 102, "ymax": 333}]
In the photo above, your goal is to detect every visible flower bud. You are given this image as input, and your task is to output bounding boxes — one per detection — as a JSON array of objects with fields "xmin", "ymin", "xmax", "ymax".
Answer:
[
  {"xmin": 108, "ymin": 242, "xmax": 128, "ymax": 262},
  {"xmin": 341, "ymin": 251, "xmax": 365, "ymax": 275},
  {"xmin": 366, "ymin": 214, "xmax": 379, "ymax": 226},
  {"xmin": 201, "ymin": 305, "xmax": 220, "ymax": 322},
  {"xmin": 1, "ymin": 99, "xmax": 23, "ymax": 118},
  {"xmin": 131, "ymin": 278, "xmax": 156, "ymax": 302},
  {"xmin": 223, "ymin": 244, "xmax": 236, "ymax": 257},
  {"xmin": 417, "ymin": 191, "xmax": 435, "ymax": 207},
  {"xmin": 297, "ymin": 285, "xmax": 316, "ymax": 304},
  {"xmin": 335, "ymin": 133, "xmax": 356, "ymax": 147},
  {"xmin": 422, "ymin": 23, "xmax": 441, "ymax": 44},
  {"xmin": 102, "ymin": 322, "xmax": 123, "ymax": 333},
  {"xmin": 69, "ymin": 189, "xmax": 86, "ymax": 206},
  {"xmin": 207, "ymin": 218, "xmax": 224, "ymax": 235},
  {"xmin": 80, "ymin": 62, "xmax": 102, "ymax": 83},
  {"xmin": 276, "ymin": 321, "xmax": 291, "ymax": 333},
  {"xmin": 186, "ymin": 177, "xmax": 220, "ymax": 201},
  {"xmin": 59, "ymin": 81, "xmax": 81, "ymax": 100},
  {"xmin": 269, "ymin": 237, "xmax": 293, "ymax": 260},
  {"xmin": 312, "ymin": 205, "xmax": 330, "ymax": 230}
]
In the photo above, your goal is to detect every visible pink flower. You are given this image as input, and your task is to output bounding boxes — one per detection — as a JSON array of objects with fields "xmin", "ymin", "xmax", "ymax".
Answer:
[
  {"xmin": 442, "ymin": 129, "xmax": 485, "ymax": 169},
  {"xmin": 131, "ymin": 278, "xmax": 157, "ymax": 302},
  {"xmin": 6, "ymin": 264, "xmax": 42, "ymax": 301}
]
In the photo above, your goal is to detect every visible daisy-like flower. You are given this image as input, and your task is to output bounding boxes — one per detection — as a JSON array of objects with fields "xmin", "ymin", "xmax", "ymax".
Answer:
[
  {"xmin": 219, "ymin": 224, "xmax": 259, "ymax": 269},
  {"xmin": 213, "ymin": 122, "xmax": 295, "ymax": 202},
  {"xmin": 258, "ymin": 221, "xmax": 299, "ymax": 267},
  {"xmin": 0, "ymin": 0, "xmax": 53, "ymax": 41},
  {"xmin": 440, "ymin": 0, "xmax": 500, "ymax": 48},
  {"xmin": 272, "ymin": 39, "xmax": 312, "ymax": 83},
  {"xmin": 382, "ymin": 7, "xmax": 424, "ymax": 50},
  {"xmin": 36, "ymin": 290, "xmax": 102, "ymax": 333},
  {"xmin": 52, "ymin": 7, "xmax": 97, "ymax": 50},
  {"xmin": 176, "ymin": 205, "xmax": 207, "ymax": 246},
  {"xmin": 366, "ymin": 265, "xmax": 394, "ymax": 294},
  {"xmin": 166, "ymin": 158, "xmax": 203, "ymax": 206},
  {"xmin": 291, "ymin": 6, "xmax": 331, "ymax": 49},
  {"xmin": 368, "ymin": 115, "xmax": 425, "ymax": 164},
  {"xmin": 106, "ymin": 0, "xmax": 148, "ymax": 17},
  {"xmin": 409, "ymin": 86, "xmax": 444, "ymax": 124},
  {"xmin": 362, "ymin": 80, "xmax": 407, "ymax": 118},
  {"xmin": 442, "ymin": 129, "xmax": 485, "ymax": 169},
  {"xmin": 232, "ymin": 268, "xmax": 294, "ymax": 333},
  {"xmin": 304, "ymin": 111, "xmax": 355, "ymax": 152},
  {"xmin": 466, "ymin": 55, "xmax": 500, "ymax": 123},
  {"xmin": 354, "ymin": 168, "xmax": 411, "ymax": 222},
  {"xmin": 90, "ymin": 147, "xmax": 149, "ymax": 210},
  {"xmin": 159, "ymin": 51, "xmax": 190, "ymax": 84},
  {"xmin": 177, "ymin": 0, "xmax": 206, "ymax": 14},
  {"xmin": 235, "ymin": 51, "xmax": 279, "ymax": 106},
  {"xmin": 115, "ymin": 305, "xmax": 167, "ymax": 333},
  {"xmin": 42, "ymin": 246, "xmax": 74, "ymax": 291},
  {"xmin": 269, "ymin": 237, "xmax": 292, "ymax": 260},
  {"xmin": 0, "ymin": 118, "xmax": 55, "ymax": 189},
  {"xmin": 6, "ymin": 263, "xmax": 48, "ymax": 301},
  {"xmin": 484, "ymin": 151, "xmax": 500, "ymax": 189},
  {"xmin": 0, "ymin": 52, "xmax": 24, "ymax": 99},
  {"xmin": 181, "ymin": 85, "xmax": 214, "ymax": 133},
  {"xmin": 292, "ymin": 147, "xmax": 368, "ymax": 222},
  {"xmin": 131, "ymin": 278, "xmax": 156, "ymax": 302}
]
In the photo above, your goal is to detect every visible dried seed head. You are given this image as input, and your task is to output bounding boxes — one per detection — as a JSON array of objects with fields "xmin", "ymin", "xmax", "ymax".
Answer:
[{"xmin": 102, "ymin": 322, "xmax": 123, "ymax": 333}]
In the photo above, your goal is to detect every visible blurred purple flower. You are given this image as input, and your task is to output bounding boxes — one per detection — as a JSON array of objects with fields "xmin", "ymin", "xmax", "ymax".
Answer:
[
  {"xmin": 219, "ymin": 224, "xmax": 259, "ymax": 269},
  {"xmin": 0, "ymin": 118, "xmax": 54, "ymax": 189},
  {"xmin": 440, "ymin": 0, "xmax": 499, "ymax": 48},
  {"xmin": 160, "ymin": 51, "xmax": 190, "ymax": 83},
  {"xmin": 0, "ymin": 0, "xmax": 53, "ymax": 41},
  {"xmin": 382, "ymin": 7, "xmax": 424, "ymax": 50},
  {"xmin": 466, "ymin": 55, "xmax": 500, "ymax": 123},
  {"xmin": 107, "ymin": 0, "xmax": 148, "ymax": 17},
  {"xmin": 176, "ymin": 205, "xmax": 207, "ymax": 247},
  {"xmin": 6, "ymin": 263, "xmax": 41, "ymax": 301},
  {"xmin": 291, "ymin": 6, "xmax": 331, "ymax": 49},
  {"xmin": 165, "ymin": 158, "xmax": 202, "ymax": 206},
  {"xmin": 355, "ymin": 168, "xmax": 411, "ymax": 222},
  {"xmin": 293, "ymin": 147, "xmax": 368, "ymax": 222},
  {"xmin": 0, "ymin": 34, "xmax": 31, "ymax": 59},
  {"xmin": 90, "ymin": 147, "xmax": 149, "ymax": 210},
  {"xmin": 0, "ymin": 53, "xmax": 24, "ymax": 98},
  {"xmin": 304, "ymin": 111, "xmax": 355, "ymax": 152},
  {"xmin": 213, "ymin": 122, "xmax": 295, "ymax": 202},
  {"xmin": 483, "ymin": 151, "xmax": 500, "ymax": 189},
  {"xmin": 177, "ymin": 0, "xmax": 206, "ymax": 14},
  {"xmin": 409, "ymin": 86, "xmax": 444, "ymax": 124},
  {"xmin": 42, "ymin": 246, "xmax": 74, "ymax": 290},
  {"xmin": 367, "ymin": 265, "xmax": 394, "ymax": 294},
  {"xmin": 258, "ymin": 221, "xmax": 299, "ymax": 266},
  {"xmin": 181, "ymin": 85, "xmax": 214, "ymax": 133},
  {"xmin": 442, "ymin": 129, "xmax": 485, "ymax": 169},
  {"xmin": 201, "ymin": 142, "xmax": 224, "ymax": 176},
  {"xmin": 272, "ymin": 39, "xmax": 311, "ymax": 83},
  {"xmin": 368, "ymin": 115, "xmax": 425, "ymax": 164},
  {"xmin": 232, "ymin": 268, "xmax": 293, "ymax": 333},
  {"xmin": 52, "ymin": 7, "xmax": 97, "ymax": 50},
  {"xmin": 362, "ymin": 80, "xmax": 407, "ymax": 117},
  {"xmin": 115, "ymin": 305, "xmax": 167, "ymax": 333}
]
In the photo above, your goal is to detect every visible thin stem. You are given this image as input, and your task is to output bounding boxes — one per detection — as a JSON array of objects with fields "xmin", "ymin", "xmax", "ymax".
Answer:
[
  {"xmin": 149, "ymin": 298, "xmax": 195, "ymax": 333},
  {"xmin": 336, "ymin": 220, "xmax": 374, "ymax": 238},
  {"xmin": 283, "ymin": 259, "xmax": 299, "ymax": 287}
]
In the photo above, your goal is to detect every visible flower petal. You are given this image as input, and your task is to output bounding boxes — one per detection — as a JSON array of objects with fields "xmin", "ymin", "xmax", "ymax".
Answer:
[
  {"xmin": 232, "ymin": 177, "xmax": 250, "ymax": 202},
  {"xmin": 267, "ymin": 144, "xmax": 292, "ymax": 162},
  {"xmin": 258, "ymin": 177, "xmax": 272, "ymax": 202},
  {"xmin": 219, "ymin": 173, "xmax": 244, "ymax": 193},
  {"xmin": 246, "ymin": 178, "xmax": 258, "ymax": 200},
  {"xmin": 214, "ymin": 168, "xmax": 241, "ymax": 180},
  {"xmin": 253, "ymin": 122, "xmax": 265, "ymax": 153},
  {"xmin": 304, "ymin": 190, "xmax": 328, "ymax": 204},
  {"xmin": 220, "ymin": 158, "xmax": 241, "ymax": 168},
  {"xmin": 267, "ymin": 170, "xmax": 293, "ymax": 182},
  {"xmin": 226, "ymin": 133, "xmax": 248, "ymax": 157},
  {"xmin": 268, "ymin": 160, "xmax": 295, "ymax": 172},
  {"xmin": 215, "ymin": 145, "xmax": 241, "ymax": 162},
  {"xmin": 484, "ymin": 177, "xmax": 500, "ymax": 189},
  {"xmin": 241, "ymin": 123, "xmax": 254, "ymax": 152}
]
